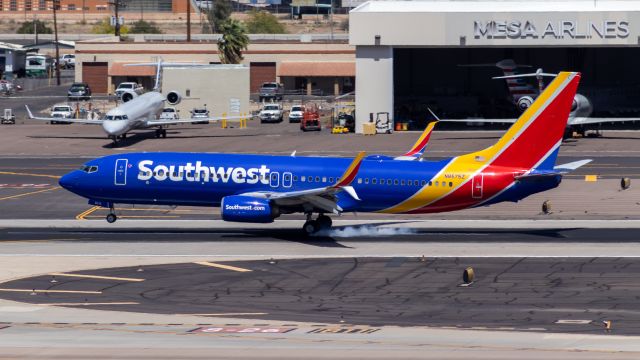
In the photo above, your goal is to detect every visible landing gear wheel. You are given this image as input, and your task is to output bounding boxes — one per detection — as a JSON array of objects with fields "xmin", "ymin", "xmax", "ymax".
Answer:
[
  {"xmin": 303, "ymin": 220, "xmax": 319, "ymax": 235},
  {"xmin": 155, "ymin": 129, "xmax": 161, "ymax": 138},
  {"xmin": 120, "ymin": 133, "xmax": 127, "ymax": 139},
  {"xmin": 106, "ymin": 213, "xmax": 117, "ymax": 223},
  {"xmin": 110, "ymin": 135, "xmax": 118, "ymax": 147},
  {"xmin": 161, "ymin": 129, "xmax": 167, "ymax": 138},
  {"xmin": 317, "ymin": 215, "xmax": 332, "ymax": 230}
]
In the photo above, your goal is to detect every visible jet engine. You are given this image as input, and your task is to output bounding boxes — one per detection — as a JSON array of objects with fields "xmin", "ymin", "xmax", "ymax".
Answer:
[
  {"xmin": 120, "ymin": 90, "xmax": 138, "ymax": 103},
  {"xmin": 221, "ymin": 195, "xmax": 279, "ymax": 223},
  {"xmin": 516, "ymin": 96, "xmax": 534, "ymax": 112},
  {"xmin": 166, "ymin": 91, "xmax": 182, "ymax": 105},
  {"xmin": 570, "ymin": 94, "xmax": 593, "ymax": 118}
]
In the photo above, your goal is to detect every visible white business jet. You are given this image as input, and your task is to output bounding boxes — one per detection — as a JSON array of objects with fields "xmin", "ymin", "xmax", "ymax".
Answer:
[{"xmin": 26, "ymin": 59, "xmax": 240, "ymax": 146}]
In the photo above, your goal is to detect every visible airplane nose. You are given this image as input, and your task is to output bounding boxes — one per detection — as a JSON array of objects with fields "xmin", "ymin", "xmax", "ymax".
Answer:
[
  {"xmin": 59, "ymin": 172, "xmax": 77, "ymax": 190},
  {"xmin": 102, "ymin": 120, "xmax": 127, "ymax": 136}
]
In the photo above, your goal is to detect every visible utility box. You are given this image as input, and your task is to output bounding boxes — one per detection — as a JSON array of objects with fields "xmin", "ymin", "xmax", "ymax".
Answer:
[{"xmin": 162, "ymin": 65, "xmax": 250, "ymax": 119}]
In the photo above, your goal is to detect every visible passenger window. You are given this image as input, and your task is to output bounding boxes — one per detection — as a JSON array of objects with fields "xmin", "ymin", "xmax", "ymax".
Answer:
[
  {"xmin": 301, "ymin": 176, "xmax": 306, "ymax": 182},
  {"xmin": 322, "ymin": 177, "xmax": 327, "ymax": 183},
  {"xmin": 294, "ymin": 176, "xmax": 298, "ymax": 181},
  {"xmin": 315, "ymin": 176, "xmax": 320, "ymax": 182},
  {"xmin": 357, "ymin": 178, "xmax": 362, "ymax": 184},
  {"xmin": 422, "ymin": 180, "xmax": 427, "ymax": 186},
  {"xmin": 401, "ymin": 180, "xmax": 405, "ymax": 186},
  {"xmin": 387, "ymin": 179, "xmax": 392, "ymax": 185},
  {"xmin": 372, "ymin": 178, "xmax": 377, "ymax": 184},
  {"xmin": 364, "ymin": 178, "xmax": 369, "ymax": 184},
  {"xmin": 449, "ymin": 182, "xmax": 453, "ymax": 187},
  {"xmin": 329, "ymin": 177, "xmax": 334, "ymax": 183},
  {"xmin": 435, "ymin": 181, "xmax": 439, "ymax": 187},
  {"xmin": 442, "ymin": 181, "xmax": 446, "ymax": 187},
  {"xmin": 394, "ymin": 179, "xmax": 398, "ymax": 185}
]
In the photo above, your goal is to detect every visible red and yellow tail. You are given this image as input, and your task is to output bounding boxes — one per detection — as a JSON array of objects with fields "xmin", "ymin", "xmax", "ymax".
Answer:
[{"xmin": 467, "ymin": 71, "xmax": 580, "ymax": 170}]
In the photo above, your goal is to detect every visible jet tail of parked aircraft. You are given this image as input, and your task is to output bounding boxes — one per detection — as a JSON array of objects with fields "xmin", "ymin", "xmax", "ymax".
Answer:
[
  {"xmin": 125, "ymin": 59, "xmax": 211, "ymax": 92},
  {"xmin": 466, "ymin": 72, "xmax": 581, "ymax": 172}
]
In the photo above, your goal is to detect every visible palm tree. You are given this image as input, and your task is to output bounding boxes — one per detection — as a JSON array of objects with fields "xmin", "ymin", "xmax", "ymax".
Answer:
[{"xmin": 217, "ymin": 19, "xmax": 249, "ymax": 64}]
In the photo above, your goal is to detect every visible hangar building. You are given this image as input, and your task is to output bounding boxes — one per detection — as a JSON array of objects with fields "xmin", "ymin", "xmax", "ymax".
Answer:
[{"xmin": 350, "ymin": 1, "xmax": 640, "ymax": 133}]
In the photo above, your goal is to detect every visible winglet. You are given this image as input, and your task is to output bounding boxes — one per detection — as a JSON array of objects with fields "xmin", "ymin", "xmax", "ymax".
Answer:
[
  {"xmin": 25, "ymin": 105, "xmax": 34, "ymax": 119},
  {"xmin": 333, "ymin": 151, "xmax": 366, "ymax": 188},
  {"xmin": 401, "ymin": 121, "xmax": 438, "ymax": 158}
]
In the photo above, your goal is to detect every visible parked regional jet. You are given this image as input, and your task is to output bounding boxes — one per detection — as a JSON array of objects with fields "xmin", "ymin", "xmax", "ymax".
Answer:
[
  {"xmin": 455, "ymin": 59, "xmax": 638, "ymax": 136},
  {"xmin": 59, "ymin": 72, "xmax": 590, "ymax": 235},
  {"xmin": 26, "ymin": 59, "xmax": 240, "ymax": 146}
]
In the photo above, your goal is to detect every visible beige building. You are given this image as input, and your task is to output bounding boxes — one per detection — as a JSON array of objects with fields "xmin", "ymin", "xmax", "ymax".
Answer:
[{"xmin": 74, "ymin": 37, "xmax": 355, "ymax": 97}]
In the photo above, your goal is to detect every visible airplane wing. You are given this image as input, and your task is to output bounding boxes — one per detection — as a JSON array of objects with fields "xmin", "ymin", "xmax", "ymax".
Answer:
[
  {"xmin": 25, "ymin": 105, "xmax": 104, "ymax": 125},
  {"xmin": 145, "ymin": 115, "xmax": 245, "ymax": 126},
  {"xmin": 238, "ymin": 151, "xmax": 366, "ymax": 214},
  {"xmin": 569, "ymin": 117, "xmax": 640, "ymax": 126}
]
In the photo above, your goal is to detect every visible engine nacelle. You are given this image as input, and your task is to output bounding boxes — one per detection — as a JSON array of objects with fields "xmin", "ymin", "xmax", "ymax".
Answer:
[
  {"xmin": 570, "ymin": 94, "xmax": 593, "ymax": 118},
  {"xmin": 516, "ymin": 96, "xmax": 534, "ymax": 112},
  {"xmin": 166, "ymin": 91, "xmax": 182, "ymax": 105},
  {"xmin": 120, "ymin": 90, "xmax": 138, "ymax": 103},
  {"xmin": 221, "ymin": 195, "xmax": 279, "ymax": 223}
]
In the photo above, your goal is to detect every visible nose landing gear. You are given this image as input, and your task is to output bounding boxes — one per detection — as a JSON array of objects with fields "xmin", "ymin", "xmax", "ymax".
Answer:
[
  {"xmin": 106, "ymin": 205, "xmax": 117, "ymax": 223},
  {"xmin": 155, "ymin": 129, "xmax": 167, "ymax": 138}
]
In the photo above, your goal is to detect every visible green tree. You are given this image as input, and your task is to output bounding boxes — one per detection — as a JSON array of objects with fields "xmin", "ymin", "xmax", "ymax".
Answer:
[
  {"xmin": 129, "ymin": 20, "xmax": 162, "ymax": 34},
  {"xmin": 91, "ymin": 18, "xmax": 129, "ymax": 35},
  {"xmin": 217, "ymin": 19, "xmax": 249, "ymax": 64},
  {"xmin": 206, "ymin": 0, "xmax": 232, "ymax": 33},
  {"xmin": 16, "ymin": 20, "xmax": 52, "ymax": 34},
  {"xmin": 244, "ymin": 10, "xmax": 286, "ymax": 34}
]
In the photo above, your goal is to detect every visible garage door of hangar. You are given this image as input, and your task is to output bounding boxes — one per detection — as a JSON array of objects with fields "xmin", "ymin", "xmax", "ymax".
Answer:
[
  {"xmin": 82, "ymin": 62, "xmax": 108, "ymax": 94},
  {"xmin": 250, "ymin": 62, "xmax": 276, "ymax": 93}
]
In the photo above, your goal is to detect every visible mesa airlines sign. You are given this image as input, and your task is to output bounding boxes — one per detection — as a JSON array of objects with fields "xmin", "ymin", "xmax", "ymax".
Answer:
[{"xmin": 473, "ymin": 20, "xmax": 630, "ymax": 40}]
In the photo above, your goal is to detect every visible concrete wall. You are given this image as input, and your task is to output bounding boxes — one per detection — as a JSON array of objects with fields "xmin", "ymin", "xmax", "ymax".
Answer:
[
  {"xmin": 355, "ymin": 46, "xmax": 393, "ymax": 134},
  {"xmin": 162, "ymin": 65, "xmax": 250, "ymax": 119}
]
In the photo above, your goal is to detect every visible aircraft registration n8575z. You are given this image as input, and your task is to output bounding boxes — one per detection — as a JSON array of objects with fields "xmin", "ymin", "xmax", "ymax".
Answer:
[{"xmin": 59, "ymin": 72, "xmax": 591, "ymax": 234}]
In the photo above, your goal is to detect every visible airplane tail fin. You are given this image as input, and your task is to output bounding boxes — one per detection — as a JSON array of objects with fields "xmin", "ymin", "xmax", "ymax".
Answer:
[
  {"xmin": 465, "ymin": 72, "xmax": 581, "ymax": 172},
  {"xmin": 495, "ymin": 59, "xmax": 538, "ymax": 102},
  {"xmin": 125, "ymin": 59, "xmax": 210, "ymax": 92}
]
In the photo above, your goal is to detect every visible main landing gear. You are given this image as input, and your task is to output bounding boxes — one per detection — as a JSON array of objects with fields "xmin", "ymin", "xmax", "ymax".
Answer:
[
  {"xmin": 109, "ymin": 134, "xmax": 127, "ymax": 147},
  {"xmin": 106, "ymin": 205, "xmax": 117, "ymax": 223},
  {"xmin": 155, "ymin": 129, "xmax": 167, "ymax": 138},
  {"xmin": 302, "ymin": 213, "xmax": 333, "ymax": 235}
]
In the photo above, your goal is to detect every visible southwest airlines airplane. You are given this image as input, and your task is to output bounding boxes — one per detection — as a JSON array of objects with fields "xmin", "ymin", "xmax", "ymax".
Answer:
[{"xmin": 59, "ymin": 72, "xmax": 589, "ymax": 234}]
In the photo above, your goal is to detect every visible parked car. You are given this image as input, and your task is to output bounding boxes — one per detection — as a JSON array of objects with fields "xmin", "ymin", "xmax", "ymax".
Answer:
[
  {"xmin": 190, "ymin": 107, "xmax": 210, "ymax": 124},
  {"xmin": 59, "ymin": 54, "xmax": 76, "ymax": 69},
  {"xmin": 259, "ymin": 103, "xmax": 283, "ymax": 123},
  {"xmin": 159, "ymin": 107, "xmax": 179, "ymax": 121},
  {"xmin": 259, "ymin": 82, "xmax": 284, "ymax": 102},
  {"xmin": 115, "ymin": 82, "xmax": 144, "ymax": 100},
  {"xmin": 50, "ymin": 104, "xmax": 74, "ymax": 124},
  {"xmin": 67, "ymin": 82, "xmax": 91, "ymax": 101},
  {"xmin": 288, "ymin": 105, "xmax": 304, "ymax": 123}
]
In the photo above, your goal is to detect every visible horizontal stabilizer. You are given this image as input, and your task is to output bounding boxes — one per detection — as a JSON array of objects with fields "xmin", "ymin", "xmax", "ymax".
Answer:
[{"xmin": 553, "ymin": 159, "xmax": 592, "ymax": 173}]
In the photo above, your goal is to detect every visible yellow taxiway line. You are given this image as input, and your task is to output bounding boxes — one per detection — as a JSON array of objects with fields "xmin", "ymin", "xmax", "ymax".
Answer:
[
  {"xmin": 75, "ymin": 206, "xmax": 100, "ymax": 220},
  {"xmin": 0, "ymin": 186, "xmax": 61, "ymax": 201},
  {"xmin": 49, "ymin": 272, "xmax": 145, "ymax": 282},
  {"xmin": 0, "ymin": 171, "xmax": 61, "ymax": 179},
  {"xmin": 194, "ymin": 261, "xmax": 253, "ymax": 273},
  {"xmin": 0, "ymin": 288, "xmax": 102, "ymax": 294}
]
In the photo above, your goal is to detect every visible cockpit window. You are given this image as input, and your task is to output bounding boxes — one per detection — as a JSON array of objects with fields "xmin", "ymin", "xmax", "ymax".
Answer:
[{"xmin": 79, "ymin": 165, "xmax": 98, "ymax": 173}]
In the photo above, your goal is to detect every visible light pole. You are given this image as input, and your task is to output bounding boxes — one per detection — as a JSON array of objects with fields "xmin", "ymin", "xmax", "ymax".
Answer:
[{"xmin": 52, "ymin": 0, "xmax": 61, "ymax": 85}]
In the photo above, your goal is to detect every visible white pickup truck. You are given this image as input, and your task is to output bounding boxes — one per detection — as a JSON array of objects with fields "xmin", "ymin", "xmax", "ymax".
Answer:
[
  {"xmin": 115, "ymin": 82, "xmax": 144, "ymax": 100},
  {"xmin": 50, "ymin": 104, "xmax": 74, "ymax": 124},
  {"xmin": 259, "ymin": 103, "xmax": 284, "ymax": 123}
]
